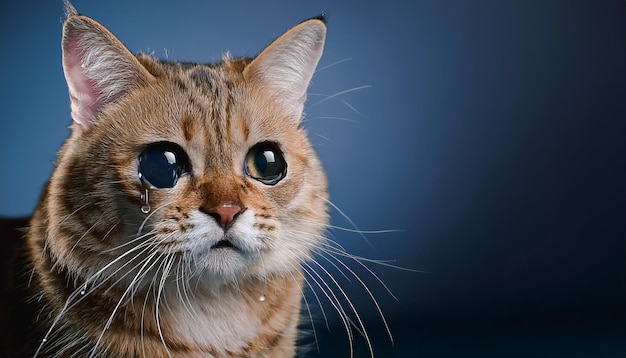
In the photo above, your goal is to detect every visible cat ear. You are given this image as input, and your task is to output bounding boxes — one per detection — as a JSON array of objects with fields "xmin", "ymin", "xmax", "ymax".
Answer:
[
  {"xmin": 61, "ymin": 8, "xmax": 155, "ymax": 129},
  {"xmin": 244, "ymin": 17, "xmax": 326, "ymax": 121}
]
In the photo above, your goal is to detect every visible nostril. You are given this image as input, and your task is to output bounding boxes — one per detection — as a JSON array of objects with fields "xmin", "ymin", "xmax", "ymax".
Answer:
[{"xmin": 207, "ymin": 212, "xmax": 222, "ymax": 225}]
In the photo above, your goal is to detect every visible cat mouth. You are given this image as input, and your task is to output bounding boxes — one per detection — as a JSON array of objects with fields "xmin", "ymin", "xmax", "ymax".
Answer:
[{"xmin": 211, "ymin": 239, "xmax": 237, "ymax": 250}]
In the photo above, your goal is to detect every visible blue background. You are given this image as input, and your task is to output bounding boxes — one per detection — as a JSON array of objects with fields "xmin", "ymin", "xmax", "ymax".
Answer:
[{"xmin": 1, "ymin": 1, "xmax": 625, "ymax": 357}]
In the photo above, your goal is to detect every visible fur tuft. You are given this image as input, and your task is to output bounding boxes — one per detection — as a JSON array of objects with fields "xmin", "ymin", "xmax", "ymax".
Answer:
[{"xmin": 63, "ymin": 0, "xmax": 78, "ymax": 18}]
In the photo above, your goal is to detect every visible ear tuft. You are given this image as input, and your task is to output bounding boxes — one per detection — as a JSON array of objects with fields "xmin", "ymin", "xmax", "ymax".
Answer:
[
  {"xmin": 62, "ymin": 11, "xmax": 154, "ymax": 129},
  {"xmin": 63, "ymin": 0, "xmax": 78, "ymax": 18},
  {"xmin": 244, "ymin": 19, "xmax": 327, "ymax": 121}
]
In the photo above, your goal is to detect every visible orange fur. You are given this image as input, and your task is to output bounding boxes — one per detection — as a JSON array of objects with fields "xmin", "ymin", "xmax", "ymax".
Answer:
[{"xmin": 25, "ymin": 6, "xmax": 328, "ymax": 357}]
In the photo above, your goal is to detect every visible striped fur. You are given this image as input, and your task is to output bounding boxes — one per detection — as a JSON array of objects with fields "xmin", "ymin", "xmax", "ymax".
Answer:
[{"xmin": 24, "ymin": 6, "xmax": 328, "ymax": 358}]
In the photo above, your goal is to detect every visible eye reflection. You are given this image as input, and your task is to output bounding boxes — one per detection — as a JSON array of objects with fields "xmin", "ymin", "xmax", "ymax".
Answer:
[
  {"xmin": 244, "ymin": 142, "xmax": 287, "ymax": 185},
  {"xmin": 138, "ymin": 142, "xmax": 190, "ymax": 189}
]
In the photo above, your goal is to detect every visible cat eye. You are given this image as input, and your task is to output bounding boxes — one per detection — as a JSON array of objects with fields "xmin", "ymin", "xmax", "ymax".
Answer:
[
  {"xmin": 245, "ymin": 142, "xmax": 287, "ymax": 185},
  {"xmin": 138, "ymin": 142, "xmax": 190, "ymax": 189}
]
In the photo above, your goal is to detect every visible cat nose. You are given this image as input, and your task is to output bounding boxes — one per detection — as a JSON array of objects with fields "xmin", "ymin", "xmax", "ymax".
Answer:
[{"xmin": 203, "ymin": 203, "xmax": 245, "ymax": 229}]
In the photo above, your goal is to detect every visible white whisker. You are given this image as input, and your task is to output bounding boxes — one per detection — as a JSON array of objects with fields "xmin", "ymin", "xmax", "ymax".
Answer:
[
  {"xmin": 137, "ymin": 201, "xmax": 172, "ymax": 235},
  {"xmin": 309, "ymin": 258, "xmax": 374, "ymax": 358},
  {"xmin": 326, "ymin": 225, "xmax": 403, "ymax": 235},
  {"xmin": 100, "ymin": 229, "xmax": 157, "ymax": 254},
  {"xmin": 155, "ymin": 255, "xmax": 176, "ymax": 357},
  {"xmin": 318, "ymin": 195, "xmax": 375, "ymax": 250},
  {"xmin": 315, "ymin": 57, "xmax": 352, "ymax": 72},
  {"xmin": 313, "ymin": 133, "xmax": 332, "ymax": 142},
  {"xmin": 312, "ymin": 85, "xmax": 372, "ymax": 106},
  {"xmin": 89, "ymin": 249, "xmax": 164, "ymax": 357},
  {"xmin": 302, "ymin": 116, "xmax": 360, "ymax": 124},
  {"xmin": 320, "ymin": 251, "xmax": 394, "ymax": 345},
  {"xmin": 341, "ymin": 99, "xmax": 362, "ymax": 115},
  {"xmin": 68, "ymin": 215, "xmax": 106, "ymax": 255},
  {"xmin": 301, "ymin": 263, "xmax": 354, "ymax": 356}
]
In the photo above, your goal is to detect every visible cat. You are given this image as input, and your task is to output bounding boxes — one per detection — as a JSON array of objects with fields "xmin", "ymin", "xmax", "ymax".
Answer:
[{"xmin": 1, "ymin": 3, "xmax": 334, "ymax": 357}]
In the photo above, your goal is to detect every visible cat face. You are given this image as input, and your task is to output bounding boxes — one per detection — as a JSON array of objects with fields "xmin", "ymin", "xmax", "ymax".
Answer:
[{"xmin": 45, "ymin": 12, "xmax": 328, "ymax": 292}]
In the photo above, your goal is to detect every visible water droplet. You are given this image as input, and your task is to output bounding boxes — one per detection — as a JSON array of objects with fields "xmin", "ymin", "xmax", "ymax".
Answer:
[
  {"xmin": 80, "ymin": 289, "xmax": 85, "ymax": 295},
  {"xmin": 259, "ymin": 294, "xmax": 266, "ymax": 302},
  {"xmin": 42, "ymin": 338, "xmax": 47, "ymax": 343},
  {"xmin": 140, "ymin": 189, "xmax": 151, "ymax": 214}
]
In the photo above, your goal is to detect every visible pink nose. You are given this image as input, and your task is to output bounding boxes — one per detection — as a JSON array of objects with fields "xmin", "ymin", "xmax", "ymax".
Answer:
[{"xmin": 205, "ymin": 203, "xmax": 245, "ymax": 229}]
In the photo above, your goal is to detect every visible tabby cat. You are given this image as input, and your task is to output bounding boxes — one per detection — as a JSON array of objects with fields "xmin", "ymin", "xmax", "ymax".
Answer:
[{"xmin": 2, "ymin": 3, "xmax": 331, "ymax": 357}]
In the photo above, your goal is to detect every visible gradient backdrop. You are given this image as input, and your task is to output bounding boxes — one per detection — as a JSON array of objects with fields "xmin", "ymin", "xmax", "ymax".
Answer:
[{"xmin": 1, "ymin": 1, "xmax": 625, "ymax": 357}]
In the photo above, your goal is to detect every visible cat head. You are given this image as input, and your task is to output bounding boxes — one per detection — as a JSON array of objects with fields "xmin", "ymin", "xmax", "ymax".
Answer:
[{"xmin": 45, "ymin": 7, "xmax": 329, "ymax": 291}]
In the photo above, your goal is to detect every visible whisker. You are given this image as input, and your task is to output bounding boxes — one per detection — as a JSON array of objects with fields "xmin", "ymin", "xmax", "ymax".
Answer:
[
  {"xmin": 308, "ymin": 258, "xmax": 374, "ymax": 358},
  {"xmin": 313, "ymin": 133, "xmax": 332, "ymax": 142},
  {"xmin": 100, "ymin": 229, "xmax": 158, "ymax": 254},
  {"xmin": 103, "ymin": 243, "xmax": 160, "ymax": 296},
  {"xmin": 323, "ymin": 244, "xmax": 421, "ymax": 273},
  {"xmin": 318, "ymin": 195, "xmax": 376, "ymax": 250},
  {"xmin": 302, "ymin": 116, "xmax": 360, "ymax": 124},
  {"xmin": 175, "ymin": 256, "xmax": 198, "ymax": 317},
  {"xmin": 100, "ymin": 222, "xmax": 120, "ymax": 242},
  {"xmin": 155, "ymin": 255, "xmax": 176, "ymax": 357},
  {"xmin": 300, "ymin": 263, "xmax": 354, "ymax": 357},
  {"xmin": 286, "ymin": 228, "xmax": 394, "ymax": 267},
  {"xmin": 45, "ymin": 231, "xmax": 176, "ymax": 357},
  {"xmin": 326, "ymin": 225, "xmax": 403, "ymax": 235},
  {"xmin": 300, "ymin": 279, "xmax": 321, "ymax": 352},
  {"xmin": 300, "ymin": 270, "xmax": 330, "ymax": 332},
  {"xmin": 33, "ymin": 236, "xmax": 154, "ymax": 357},
  {"xmin": 68, "ymin": 215, "xmax": 107, "ymax": 255},
  {"xmin": 312, "ymin": 85, "xmax": 372, "ymax": 106},
  {"xmin": 137, "ymin": 201, "xmax": 172, "ymax": 235},
  {"xmin": 278, "ymin": 256, "xmax": 328, "ymax": 355},
  {"xmin": 320, "ymin": 250, "xmax": 394, "ymax": 345},
  {"xmin": 90, "ymin": 249, "xmax": 164, "ymax": 357},
  {"xmin": 30, "ymin": 201, "xmax": 93, "ymax": 287},
  {"xmin": 341, "ymin": 99, "xmax": 362, "ymax": 115},
  {"xmin": 315, "ymin": 57, "xmax": 352, "ymax": 72},
  {"xmin": 77, "ymin": 236, "xmax": 158, "ymax": 296}
]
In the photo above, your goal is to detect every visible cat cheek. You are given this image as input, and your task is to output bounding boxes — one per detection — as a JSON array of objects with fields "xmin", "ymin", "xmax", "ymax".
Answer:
[{"xmin": 264, "ymin": 171, "xmax": 304, "ymax": 209}]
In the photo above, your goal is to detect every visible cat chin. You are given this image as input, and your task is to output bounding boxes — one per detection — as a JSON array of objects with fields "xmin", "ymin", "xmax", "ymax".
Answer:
[{"xmin": 193, "ymin": 247, "xmax": 256, "ymax": 279}]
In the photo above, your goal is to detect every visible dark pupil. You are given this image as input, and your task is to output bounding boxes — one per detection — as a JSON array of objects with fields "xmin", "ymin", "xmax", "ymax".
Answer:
[
  {"xmin": 255, "ymin": 149, "xmax": 279, "ymax": 178},
  {"xmin": 246, "ymin": 142, "xmax": 287, "ymax": 185},
  {"xmin": 138, "ymin": 144, "xmax": 186, "ymax": 189}
]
